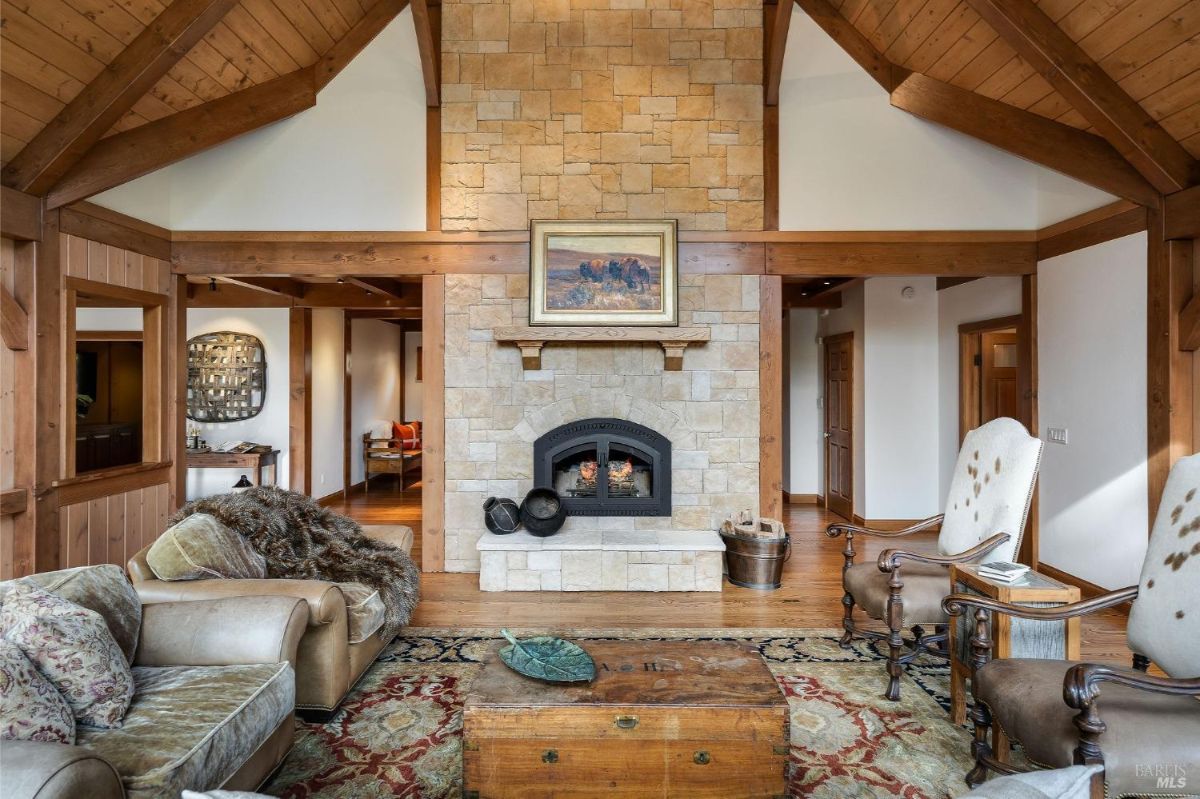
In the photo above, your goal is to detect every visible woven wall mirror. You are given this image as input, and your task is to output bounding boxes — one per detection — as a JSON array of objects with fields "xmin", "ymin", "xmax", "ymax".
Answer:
[{"xmin": 186, "ymin": 331, "xmax": 267, "ymax": 422}]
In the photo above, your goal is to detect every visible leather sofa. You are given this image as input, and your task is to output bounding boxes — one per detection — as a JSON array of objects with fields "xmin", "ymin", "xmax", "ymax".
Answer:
[
  {"xmin": 1, "ymin": 565, "xmax": 308, "ymax": 799},
  {"xmin": 128, "ymin": 524, "xmax": 415, "ymax": 720}
]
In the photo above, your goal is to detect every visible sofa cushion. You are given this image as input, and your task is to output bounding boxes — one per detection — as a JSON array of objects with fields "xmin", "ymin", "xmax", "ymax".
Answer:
[
  {"xmin": 977, "ymin": 658, "xmax": 1200, "ymax": 798},
  {"xmin": 147, "ymin": 513, "xmax": 267, "ymax": 582},
  {"xmin": 0, "ymin": 638, "xmax": 75, "ymax": 744},
  {"xmin": 843, "ymin": 560, "xmax": 950, "ymax": 625},
  {"xmin": 0, "ymin": 564, "xmax": 142, "ymax": 663},
  {"xmin": 338, "ymin": 582, "xmax": 386, "ymax": 644},
  {"xmin": 0, "ymin": 582, "xmax": 134, "ymax": 729},
  {"xmin": 78, "ymin": 662, "xmax": 294, "ymax": 799},
  {"xmin": 959, "ymin": 765, "xmax": 1101, "ymax": 799}
]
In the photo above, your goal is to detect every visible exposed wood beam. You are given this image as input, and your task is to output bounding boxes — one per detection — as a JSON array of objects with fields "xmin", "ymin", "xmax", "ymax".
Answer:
[
  {"xmin": 768, "ymin": 241, "xmax": 1036, "ymax": 275},
  {"xmin": 0, "ymin": 187, "xmax": 42, "ymax": 241},
  {"xmin": 316, "ymin": 0, "xmax": 409, "ymax": 91},
  {"xmin": 966, "ymin": 0, "xmax": 1198, "ymax": 194},
  {"xmin": 46, "ymin": 69, "xmax": 318, "ymax": 210},
  {"xmin": 783, "ymin": 283, "xmax": 843, "ymax": 308},
  {"xmin": 220, "ymin": 276, "xmax": 307, "ymax": 298},
  {"xmin": 794, "ymin": 0, "xmax": 907, "ymax": 92},
  {"xmin": 1036, "ymin": 202, "xmax": 1148, "ymax": 261},
  {"xmin": 0, "ymin": 488, "xmax": 29, "ymax": 517},
  {"xmin": 343, "ymin": 277, "xmax": 420, "ymax": 302},
  {"xmin": 346, "ymin": 308, "xmax": 423, "ymax": 319},
  {"xmin": 289, "ymin": 308, "xmax": 313, "ymax": 495},
  {"xmin": 1, "ymin": 0, "xmax": 240, "ymax": 195},
  {"xmin": 936, "ymin": 277, "xmax": 982, "ymax": 290},
  {"xmin": 765, "ymin": 0, "xmax": 794, "ymax": 106},
  {"xmin": 759, "ymin": 276, "xmax": 784, "ymax": 521},
  {"xmin": 1164, "ymin": 185, "xmax": 1200, "ymax": 240},
  {"xmin": 0, "ymin": 283, "xmax": 30, "ymax": 351},
  {"xmin": 411, "ymin": 0, "xmax": 440, "ymax": 107},
  {"xmin": 185, "ymin": 280, "xmax": 424, "ymax": 308},
  {"xmin": 891, "ymin": 73, "xmax": 1161, "ymax": 209},
  {"xmin": 60, "ymin": 203, "xmax": 172, "ymax": 261}
]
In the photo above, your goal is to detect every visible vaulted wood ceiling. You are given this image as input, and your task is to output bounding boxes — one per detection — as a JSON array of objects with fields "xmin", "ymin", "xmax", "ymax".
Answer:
[{"xmin": 826, "ymin": 0, "xmax": 1200, "ymax": 158}]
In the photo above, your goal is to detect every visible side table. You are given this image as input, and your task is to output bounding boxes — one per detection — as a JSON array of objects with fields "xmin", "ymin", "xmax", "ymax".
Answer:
[{"xmin": 948, "ymin": 564, "xmax": 1081, "ymax": 753}]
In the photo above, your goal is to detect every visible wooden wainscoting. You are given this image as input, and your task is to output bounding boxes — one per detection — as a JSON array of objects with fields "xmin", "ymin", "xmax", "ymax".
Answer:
[{"xmin": 58, "ymin": 481, "xmax": 171, "ymax": 570}]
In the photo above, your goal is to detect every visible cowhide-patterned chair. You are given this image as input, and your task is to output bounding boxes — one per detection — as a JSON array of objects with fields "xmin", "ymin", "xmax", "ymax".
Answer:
[
  {"xmin": 944, "ymin": 452, "xmax": 1200, "ymax": 799},
  {"xmin": 827, "ymin": 417, "xmax": 1043, "ymax": 700}
]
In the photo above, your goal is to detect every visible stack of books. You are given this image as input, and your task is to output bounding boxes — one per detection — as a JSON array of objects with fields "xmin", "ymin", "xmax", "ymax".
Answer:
[{"xmin": 976, "ymin": 561, "xmax": 1031, "ymax": 583}]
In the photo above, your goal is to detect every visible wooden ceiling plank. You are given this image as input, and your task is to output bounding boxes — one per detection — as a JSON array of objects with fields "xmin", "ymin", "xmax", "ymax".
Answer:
[
  {"xmin": 1076, "ymin": 0, "xmax": 1188, "ymax": 66},
  {"xmin": 271, "ymin": 0, "xmax": 337, "ymax": 54},
  {"xmin": 891, "ymin": 71, "xmax": 1163, "ymax": 206},
  {"xmin": 885, "ymin": 0, "xmax": 960, "ymax": 65},
  {"xmin": 1100, "ymin": 2, "xmax": 1200, "ymax": 84},
  {"xmin": 871, "ymin": 0, "xmax": 930, "ymax": 55},
  {"xmin": 927, "ymin": 18, "xmax": 999, "ymax": 81},
  {"xmin": 300, "ymin": 0, "xmax": 352, "ymax": 39},
  {"xmin": 966, "ymin": 0, "xmax": 1198, "ymax": 193},
  {"xmin": 853, "ymin": 0, "xmax": 902, "ymax": 45},
  {"xmin": 315, "ymin": 0, "xmax": 409, "ymax": 91},
  {"xmin": 0, "ymin": 2, "xmax": 109, "ymax": 84},
  {"xmin": 220, "ymin": 5, "xmax": 303, "ymax": 75},
  {"xmin": 411, "ymin": 0, "xmax": 440, "ymax": 106},
  {"xmin": 796, "ymin": 0, "xmax": 909, "ymax": 90},
  {"xmin": 1, "ymin": 0, "xmax": 240, "ymax": 195},
  {"xmin": 907, "ymin": 2, "xmax": 979, "ymax": 73},
  {"xmin": 239, "ymin": 0, "xmax": 320, "ymax": 67},
  {"xmin": 201, "ymin": 21, "xmax": 281, "ymax": 84},
  {"xmin": 949, "ymin": 35, "xmax": 1021, "ymax": 91},
  {"xmin": 44, "ymin": 68, "xmax": 317, "ymax": 209},
  {"xmin": 766, "ymin": 0, "xmax": 794, "ymax": 106}
]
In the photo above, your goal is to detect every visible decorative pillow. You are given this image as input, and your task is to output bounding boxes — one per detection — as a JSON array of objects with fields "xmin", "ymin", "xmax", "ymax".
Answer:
[
  {"xmin": 0, "ymin": 583, "xmax": 134, "ymax": 728},
  {"xmin": 0, "ymin": 638, "xmax": 75, "ymax": 744},
  {"xmin": 338, "ymin": 582, "xmax": 386, "ymax": 644},
  {"xmin": 1, "ymin": 565, "xmax": 143, "ymax": 664},
  {"xmin": 146, "ymin": 513, "xmax": 267, "ymax": 582},
  {"xmin": 959, "ymin": 765, "xmax": 1101, "ymax": 799},
  {"xmin": 367, "ymin": 420, "xmax": 393, "ymax": 440},
  {"xmin": 392, "ymin": 420, "xmax": 421, "ymax": 450}
]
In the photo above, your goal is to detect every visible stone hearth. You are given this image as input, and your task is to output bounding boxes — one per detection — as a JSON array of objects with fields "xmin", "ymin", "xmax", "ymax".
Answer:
[{"xmin": 477, "ymin": 530, "xmax": 725, "ymax": 592}]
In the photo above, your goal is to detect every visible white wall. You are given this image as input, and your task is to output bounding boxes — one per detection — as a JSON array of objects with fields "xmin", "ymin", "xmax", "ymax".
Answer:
[
  {"xmin": 778, "ymin": 7, "xmax": 1114, "ymax": 230},
  {"xmin": 311, "ymin": 309, "xmax": 345, "ymax": 500},
  {"xmin": 185, "ymin": 308, "xmax": 290, "ymax": 499},
  {"xmin": 92, "ymin": 12, "xmax": 427, "ymax": 231},
  {"xmin": 862, "ymin": 277, "xmax": 941, "ymax": 519},
  {"xmin": 403, "ymin": 331, "xmax": 423, "ymax": 421},
  {"xmin": 786, "ymin": 310, "xmax": 820, "ymax": 495},
  {"xmin": 936, "ymin": 277, "xmax": 1023, "ymax": 499},
  {"xmin": 1037, "ymin": 233, "xmax": 1148, "ymax": 589},
  {"xmin": 349, "ymin": 319, "xmax": 403, "ymax": 486},
  {"xmin": 75, "ymin": 308, "xmax": 144, "ymax": 330},
  {"xmin": 818, "ymin": 282, "xmax": 865, "ymax": 512}
]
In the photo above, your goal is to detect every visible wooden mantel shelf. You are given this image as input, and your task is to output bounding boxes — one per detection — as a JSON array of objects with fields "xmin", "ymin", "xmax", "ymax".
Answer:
[{"xmin": 494, "ymin": 326, "xmax": 710, "ymax": 371}]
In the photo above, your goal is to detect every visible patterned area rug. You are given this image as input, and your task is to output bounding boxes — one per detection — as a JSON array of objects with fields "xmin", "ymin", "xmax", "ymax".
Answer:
[{"xmin": 264, "ymin": 628, "xmax": 975, "ymax": 799}]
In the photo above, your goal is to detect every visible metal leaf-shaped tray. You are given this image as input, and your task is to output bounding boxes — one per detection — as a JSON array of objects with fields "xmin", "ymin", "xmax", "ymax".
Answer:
[{"xmin": 499, "ymin": 629, "xmax": 596, "ymax": 684}]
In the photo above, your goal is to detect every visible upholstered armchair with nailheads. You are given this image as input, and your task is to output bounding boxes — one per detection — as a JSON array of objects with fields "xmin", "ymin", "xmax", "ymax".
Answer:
[
  {"xmin": 828, "ymin": 417, "xmax": 1043, "ymax": 701},
  {"xmin": 944, "ymin": 452, "xmax": 1200, "ymax": 799}
]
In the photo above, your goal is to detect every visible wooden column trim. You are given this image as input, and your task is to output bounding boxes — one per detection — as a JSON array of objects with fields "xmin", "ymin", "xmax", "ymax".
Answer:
[
  {"xmin": 33, "ymin": 212, "xmax": 63, "ymax": 571},
  {"xmin": 1147, "ymin": 209, "xmax": 1195, "ymax": 527},
  {"xmin": 1017, "ymin": 275, "xmax": 1039, "ymax": 568},
  {"xmin": 8, "ymin": 238, "xmax": 37, "ymax": 576},
  {"xmin": 172, "ymin": 275, "xmax": 188, "ymax": 508},
  {"xmin": 0, "ymin": 187, "xmax": 42, "ymax": 241},
  {"xmin": 759, "ymin": 275, "xmax": 783, "ymax": 520},
  {"xmin": 289, "ymin": 308, "xmax": 313, "ymax": 494},
  {"xmin": 343, "ymin": 313, "xmax": 353, "ymax": 498},
  {"xmin": 428, "ymin": 107, "xmax": 442, "ymax": 232},
  {"xmin": 421, "ymin": 275, "xmax": 445, "ymax": 572}
]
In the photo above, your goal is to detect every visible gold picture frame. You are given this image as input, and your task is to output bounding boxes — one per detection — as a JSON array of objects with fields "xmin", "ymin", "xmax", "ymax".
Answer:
[{"xmin": 529, "ymin": 219, "xmax": 678, "ymax": 326}]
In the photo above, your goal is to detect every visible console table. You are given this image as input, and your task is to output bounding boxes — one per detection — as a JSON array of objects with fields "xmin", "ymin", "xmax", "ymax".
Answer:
[{"xmin": 187, "ymin": 450, "xmax": 280, "ymax": 487}]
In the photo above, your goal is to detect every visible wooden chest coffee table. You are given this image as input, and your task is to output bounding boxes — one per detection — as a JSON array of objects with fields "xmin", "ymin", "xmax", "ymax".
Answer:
[{"xmin": 462, "ymin": 640, "xmax": 790, "ymax": 798}]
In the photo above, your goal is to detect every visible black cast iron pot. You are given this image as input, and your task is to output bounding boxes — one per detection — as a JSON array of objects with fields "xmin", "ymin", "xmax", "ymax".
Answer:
[
  {"xmin": 482, "ymin": 496, "xmax": 521, "ymax": 534},
  {"xmin": 519, "ymin": 487, "xmax": 567, "ymax": 537}
]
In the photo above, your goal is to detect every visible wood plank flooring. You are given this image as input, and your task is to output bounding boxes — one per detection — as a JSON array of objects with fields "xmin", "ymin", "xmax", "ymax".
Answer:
[{"xmin": 329, "ymin": 486, "xmax": 1133, "ymax": 666}]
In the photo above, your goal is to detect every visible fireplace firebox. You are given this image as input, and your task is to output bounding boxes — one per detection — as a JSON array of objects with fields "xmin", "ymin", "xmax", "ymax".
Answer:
[{"xmin": 533, "ymin": 418, "xmax": 671, "ymax": 517}]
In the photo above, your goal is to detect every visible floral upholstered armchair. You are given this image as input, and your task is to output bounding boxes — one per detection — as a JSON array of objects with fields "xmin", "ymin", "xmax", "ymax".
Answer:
[
  {"xmin": 944, "ymin": 453, "xmax": 1200, "ymax": 799},
  {"xmin": 827, "ymin": 417, "xmax": 1043, "ymax": 700}
]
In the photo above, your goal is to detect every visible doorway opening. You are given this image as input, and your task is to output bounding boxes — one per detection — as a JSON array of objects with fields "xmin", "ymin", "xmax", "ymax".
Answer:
[
  {"xmin": 822, "ymin": 331, "xmax": 854, "ymax": 520},
  {"xmin": 958, "ymin": 315, "xmax": 1021, "ymax": 442}
]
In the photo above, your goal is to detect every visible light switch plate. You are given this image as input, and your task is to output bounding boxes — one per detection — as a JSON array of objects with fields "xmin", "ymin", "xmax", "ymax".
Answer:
[{"xmin": 1047, "ymin": 427, "xmax": 1068, "ymax": 445}]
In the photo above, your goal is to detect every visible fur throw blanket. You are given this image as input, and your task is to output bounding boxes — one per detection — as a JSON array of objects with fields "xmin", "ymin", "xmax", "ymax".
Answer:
[{"xmin": 169, "ymin": 486, "xmax": 419, "ymax": 639}]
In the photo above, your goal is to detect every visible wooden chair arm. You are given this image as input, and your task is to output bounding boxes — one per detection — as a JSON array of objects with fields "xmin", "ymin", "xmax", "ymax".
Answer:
[
  {"xmin": 943, "ymin": 585, "xmax": 1139, "ymax": 621},
  {"xmin": 878, "ymin": 532, "xmax": 1010, "ymax": 573},
  {"xmin": 826, "ymin": 514, "xmax": 944, "ymax": 540}
]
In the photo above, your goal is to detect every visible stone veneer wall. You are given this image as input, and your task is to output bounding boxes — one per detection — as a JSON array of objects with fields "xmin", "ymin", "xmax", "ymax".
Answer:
[
  {"xmin": 440, "ymin": 0, "xmax": 765, "ymax": 231},
  {"xmin": 443, "ymin": 273, "xmax": 762, "ymax": 572}
]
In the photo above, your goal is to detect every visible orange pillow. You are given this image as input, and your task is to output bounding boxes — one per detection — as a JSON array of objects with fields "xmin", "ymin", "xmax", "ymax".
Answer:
[{"xmin": 392, "ymin": 421, "xmax": 421, "ymax": 450}]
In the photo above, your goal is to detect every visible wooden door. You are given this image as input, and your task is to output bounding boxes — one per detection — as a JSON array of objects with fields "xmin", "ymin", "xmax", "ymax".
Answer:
[
  {"xmin": 980, "ymin": 331, "xmax": 1018, "ymax": 423},
  {"xmin": 823, "ymin": 333, "xmax": 853, "ymax": 520}
]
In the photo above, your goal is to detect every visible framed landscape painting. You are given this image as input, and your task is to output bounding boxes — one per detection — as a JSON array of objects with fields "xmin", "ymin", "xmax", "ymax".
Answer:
[{"xmin": 530, "ymin": 219, "xmax": 678, "ymax": 326}]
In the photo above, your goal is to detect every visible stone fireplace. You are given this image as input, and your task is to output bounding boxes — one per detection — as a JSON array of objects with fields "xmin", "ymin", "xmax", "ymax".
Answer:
[
  {"xmin": 535, "ymin": 417, "xmax": 671, "ymax": 517},
  {"xmin": 442, "ymin": 272, "xmax": 762, "ymax": 580}
]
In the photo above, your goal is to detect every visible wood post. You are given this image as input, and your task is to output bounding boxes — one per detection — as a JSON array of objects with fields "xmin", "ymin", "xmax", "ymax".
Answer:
[
  {"xmin": 1017, "ymin": 275, "xmax": 1039, "ymax": 567},
  {"xmin": 289, "ymin": 308, "xmax": 312, "ymax": 495},
  {"xmin": 33, "ymin": 210, "xmax": 62, "ymax": 572},
  {"xmin": 422, "ymin": 275, "xmax": 446, "ymax": 572},
  {"xmin": 171, "ymin": 275, "xmax": 188, "ymax": 508},
  {"xmin": 759, "ymin": 275, "xmax": 783, "ymax": 520}
]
